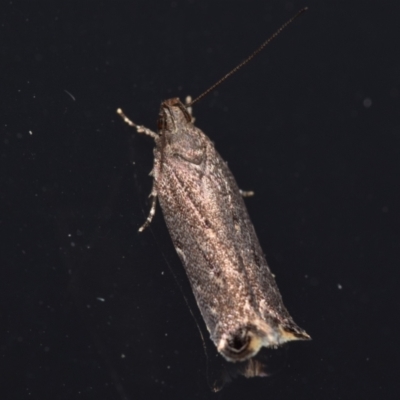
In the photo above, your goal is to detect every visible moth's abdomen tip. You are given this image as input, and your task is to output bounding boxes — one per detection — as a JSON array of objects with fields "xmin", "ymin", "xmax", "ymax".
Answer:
[
  {"xmin": 218, "ymin": 333, "xmax": 263, "ymax": 363},
  {"xmin": 217, "ymin": 324, "xmax": 273, "ymax": 363},
  {"xmin": 217, "ymin": 320, "xmax": 310, "ymax": 363}
]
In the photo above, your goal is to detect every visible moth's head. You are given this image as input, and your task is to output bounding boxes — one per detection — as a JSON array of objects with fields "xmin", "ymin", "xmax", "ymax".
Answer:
[
  {"xmin": 158, "ymin": 98, "xmax": 192, "ymax": 134},
  {"xmin": 217, "ymin": 321, "xmax": 310, "ymax": 362},
  {"xmin": 156, "ymin": 97, "xmax": 205, "ymax": 164}
]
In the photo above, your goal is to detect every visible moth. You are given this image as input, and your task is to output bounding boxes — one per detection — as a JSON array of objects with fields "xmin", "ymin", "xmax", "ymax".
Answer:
[{"xmin": 117, "ymin": 8, "xmax": 310, "ymax": 379}]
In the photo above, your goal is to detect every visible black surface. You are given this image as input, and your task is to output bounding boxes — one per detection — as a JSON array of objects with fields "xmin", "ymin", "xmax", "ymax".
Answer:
[{"xmin": 2, "ymin": 1, "xmax": 399, "ymax": 399}]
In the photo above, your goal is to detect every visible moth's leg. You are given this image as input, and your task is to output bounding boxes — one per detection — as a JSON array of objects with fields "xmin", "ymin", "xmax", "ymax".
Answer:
[
  {"xmin": 116, "ymin": 108, "xmax": 158, "ymax": 139},
  {"xmin": 117, "ymin": 107, "xmax": 158, "ymax": 231},
  {"xmin": 239, "ymin": 189, "xmax": 255, "ymax": 197},
  {"xmin": 138, "ymin": 181, "xmax": 158, "ymax": 232},
  {"xmin": 185, "ymin": 95, "xmax": 195, "ymax": 123}
]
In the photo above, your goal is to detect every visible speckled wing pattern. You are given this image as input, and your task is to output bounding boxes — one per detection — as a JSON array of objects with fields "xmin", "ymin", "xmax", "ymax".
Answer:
[{"xmin": 150, "ymin": 98, "xmax": 309, "ymax": 374}]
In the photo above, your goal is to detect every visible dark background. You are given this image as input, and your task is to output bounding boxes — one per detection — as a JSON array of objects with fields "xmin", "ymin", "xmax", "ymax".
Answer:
[{"xmin": 2, "ymin": 1, "xmax": 399, "ymax": 399}]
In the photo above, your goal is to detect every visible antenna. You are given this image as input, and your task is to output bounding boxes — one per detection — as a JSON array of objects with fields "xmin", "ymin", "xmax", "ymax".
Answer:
[{"xmin": 188, "ymin": 7, "xmax": 308, "ymax": 106}]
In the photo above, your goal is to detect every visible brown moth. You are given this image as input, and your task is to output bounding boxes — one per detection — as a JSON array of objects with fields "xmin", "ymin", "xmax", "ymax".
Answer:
[{"xmin": 117, "ymin": 8, "xmax": 310, "ymax": 379}]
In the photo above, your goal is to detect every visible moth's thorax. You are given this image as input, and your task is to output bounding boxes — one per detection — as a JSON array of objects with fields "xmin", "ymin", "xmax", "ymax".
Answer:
[{"xmin": 156, "ymin": 97, "xmax": 206, "ymax": 165}]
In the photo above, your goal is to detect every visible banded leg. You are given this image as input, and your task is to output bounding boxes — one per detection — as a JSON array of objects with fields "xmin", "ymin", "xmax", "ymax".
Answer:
[
  {"xmin": 185, "ymin": 95, "xmax": 195, "ymax": 123},
  {"xmin": 138, "ymin": 184, "xmax": 158, "ymax": 232},
  {"xmin": 116, "ymin": 107, "xmax": 158, "ymax": 231},
  {"xmin": 240, "ymin": 190, "xmax": 255, "ymax": 197},
  {"xmin": 116, "ymin": 108, "xmax": 158, "ymax": 139}
]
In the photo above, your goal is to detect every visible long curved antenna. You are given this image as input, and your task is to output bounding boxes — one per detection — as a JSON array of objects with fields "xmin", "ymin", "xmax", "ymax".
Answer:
[{"xmin": 188, "ymin": 7, "xmax": 308, "ymax": 106}]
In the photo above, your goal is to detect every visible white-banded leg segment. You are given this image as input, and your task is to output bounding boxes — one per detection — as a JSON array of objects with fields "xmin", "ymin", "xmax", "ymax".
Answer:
[
  {"xmin": 138, "ymin": 186, "xmax": 158, "ymax": 232},
  {"xmin": 117, "ymin": 107, "xmax": 158, "ymax": 231},
  {"xmin": 116, "ymin": 108, "xmax": 158, "ymax": 139},
  {"xmin": 240, "ymin": 190, "xmax": 255, "ymax": 197},
  {"xmin": 185, "ymin": 96, "xmax": 195, "ymax": 123}
]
